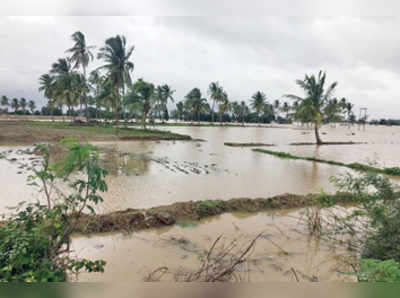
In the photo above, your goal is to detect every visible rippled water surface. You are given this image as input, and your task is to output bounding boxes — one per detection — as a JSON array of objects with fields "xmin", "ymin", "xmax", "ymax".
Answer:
[
  {"xmin": 72, "ymin": 208, "xmax": 354, "ymax": 282},
  {"xmin": 1, "ymin": 124, "xmax": 400, "ymax": 213}
]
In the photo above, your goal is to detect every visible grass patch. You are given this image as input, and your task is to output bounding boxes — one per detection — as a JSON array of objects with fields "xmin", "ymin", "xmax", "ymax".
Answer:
[
  {"xmin": 224, "ymin": 142, "xmax": 275, "ymax": 147},
  {"xmin": 253, "ymin": 148, "xmax": 400, "ymax": 177},
  {"xmin": 27, "ymin": 121, "xmax": 190, "ymax": 138}
]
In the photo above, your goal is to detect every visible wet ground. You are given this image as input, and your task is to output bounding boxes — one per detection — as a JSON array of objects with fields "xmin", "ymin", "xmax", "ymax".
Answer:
[
  {"xmin": 1, "ymin": 124, "xmax": 400, "ymax": 213},
  {"xmin": 72, "ymin": 207, "xmax": 354, "ymax": 282}
]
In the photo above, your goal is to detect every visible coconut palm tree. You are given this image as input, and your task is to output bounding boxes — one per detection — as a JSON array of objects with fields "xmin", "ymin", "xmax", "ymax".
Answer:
[
  {"xmin": 251, "ymin": 91, "xmax": 266, "ymax": 123},
  {"xmin": 28, "ymin": 100, "xmax": 36, "ymax": 114},
  {"xmin": 67, "ymin": 31, "xmax": 95, "ymax": 120},
  {"xmin": 218, "ymin": 93, "xmax": 230, "ymax": 123},
  {"xmin": 175, "ymin": 102, "xmax": 184, "ymax": 121},
  {"xmin": 98, "ymin": 35, "xmax": 134, "ymax": 123},
  {"xmin": 160, "ymin": 84, "xmax": 174, "ymax": 122},
  {"xmin": 286, "ymin": 71, "xmax": 338, "ymax": 145},
  {"xmin": 19, "ymin": 98, "xmax": 27, "ymax": 114},
  {"xmin": 11, "ymin": 98, "xmax": 19, "ymax": 113},
  {"xmin": 50, "ymin": 58, "xmax": 76, "ymax": 116},
  {"xmin": 208, "ymin": 82, "xmax": 224, "ymax": 123},
  {"xmin": 39, "ymin": 73, "xmax": 56, "ymax": 119},
  {"xmin": 127, "ymin": 78, "xmax": 154, "ymax": 129},
  {"xmin": 281, "ymin": 101, "xmax": 291, "ymax": 121},
  {"xmin": 1, "ymin": 96, "xmax": 9, "ymax": 113},
  {"xmin": 240, "ymin": 101, "xmax": 249, "ymax": 126}
]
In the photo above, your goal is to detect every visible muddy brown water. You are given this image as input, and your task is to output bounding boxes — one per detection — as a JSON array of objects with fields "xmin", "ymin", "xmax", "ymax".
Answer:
[
  {"xmin": 1, "ymin": 125, "xmax": 400, "ymax": 214},
  {"xmin": 1, "ymin": 124, "xmax": 397, "ymax": 282},
  {"xmin": 72, "ymin": 208, "xmax": 355, "ymax": 282}
]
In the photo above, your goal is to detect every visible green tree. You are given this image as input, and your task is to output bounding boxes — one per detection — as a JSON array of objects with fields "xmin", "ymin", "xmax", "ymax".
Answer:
[
  {"xmin": 1, "ymin": 96, "xmax": 9, "ymax": 113},
  {"xmin": 175, "ymin": 101, "xmax": 184, "ymax": 121},
  {"xmin": 126, "ymin": 78, "xmax": 155, "ymax": 129},
  {"xmin": 287, "ymin": 71, "xmax": 338, "ymax": 145},
  {"xmin": 98, "ymin": 35, "xmax": 134, "ymax": 123},
  {"xmin": 28, "ymin": 100, "xmax": 36, "ymax": 114},
  {"xmin": 19, "ymin": 98, "xmax": 27, "ymax": 114},
  {"xmin": 11, "ymin": 98, "xmax": 19, "ymax": 113},
  {"xmin": 251, "ymin": 91, "xmax": 266, "ymax": 123},
  {"xmin": 39, "ymin": 74, "xmax": 56, "ymax": 119},
  {"xmin": 208, "ymin": 82, "xmax": 224, "ymax": 123},
  {"xmin": 50, "ymin": 58, "xmax": 77, "ymax": 117},
  {"xmin": 0, "ymin": 140, "xmax": 107, "ymax": 281},
  {"xmin": 67, "ymin": 31, "xmax": 95, "ymax": 121}
]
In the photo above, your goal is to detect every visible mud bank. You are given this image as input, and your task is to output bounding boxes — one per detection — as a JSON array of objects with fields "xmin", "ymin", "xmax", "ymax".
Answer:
[
  {"xmin": 289, "ymin": 141, "xmax": 367, "ymax": 146},
  {"xmin": 253, "ymin": 148, "xmax": 400, "ymax": 176},
  {"xmin": 224, "ymin": 142, "xmax": 275, "ymax": 147},
  {"xmin": 74, "ymin": 192, "xmax": 356, "ymax": 235},
  {"xmin": 0, "ymin": 121, "xmax": 191, "ymax": 144}
]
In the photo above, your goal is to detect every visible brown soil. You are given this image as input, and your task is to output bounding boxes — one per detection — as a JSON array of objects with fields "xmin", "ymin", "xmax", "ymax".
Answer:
[
  {"xmin": 224, "ymin": 142, "xmax": 275, "ymax": 147},
  {"xmin": 0, "ymin": 121, "xmax": 190, "ymax": 145},
  {"xmin": 74, "ymin": 192, "xmax": 356, "ymax": 235}
]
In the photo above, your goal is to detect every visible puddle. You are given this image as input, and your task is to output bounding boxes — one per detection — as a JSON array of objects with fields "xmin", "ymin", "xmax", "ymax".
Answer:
[{"xmin": 72, "ymin": 208, "xmax": 355, "ymax": 282}]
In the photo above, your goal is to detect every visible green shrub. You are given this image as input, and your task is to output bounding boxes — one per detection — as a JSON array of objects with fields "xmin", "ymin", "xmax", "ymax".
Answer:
[
  {"xmin": 195, "ymin": 200, "xmax": 227, "ymax": 218},
  {"xmin": 0, "ymin": 139, "xmax": 107, "ymax": 282},
  {"xmin": 357, "ymin": 259, "xmax": 400, "ymax": 282}
]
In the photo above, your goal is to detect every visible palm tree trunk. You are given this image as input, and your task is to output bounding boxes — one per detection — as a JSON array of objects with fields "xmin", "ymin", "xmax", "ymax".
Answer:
[
  {"xmin": 211, "ymin": 101, "xmax": 215, "ymax": 123},
  {"xmin": 314, "ymin": 123, "xmax": 323, "ymax": 145}
]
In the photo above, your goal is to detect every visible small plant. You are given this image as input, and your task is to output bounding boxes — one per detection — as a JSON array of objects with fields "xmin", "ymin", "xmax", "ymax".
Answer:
[
  {"xmin": 195, "ymin": 200, "xmax": 227, "ymax": 218},
  {"xmin": 357, "ymin": 259, "xmax": 400, "ymax": 282},
  {"xmin": 0, "ymin": 139, "xmax": 107, "ymax": 282}
]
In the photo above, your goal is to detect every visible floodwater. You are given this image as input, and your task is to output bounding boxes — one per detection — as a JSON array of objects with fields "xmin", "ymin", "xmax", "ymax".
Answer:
[
  {"xmin": 72, "ymin": 207, "xmax": 354, "ymax": 282},
  {"xmin": 1, "ymin": 124, "xmax": 400, "ymax": 213}
]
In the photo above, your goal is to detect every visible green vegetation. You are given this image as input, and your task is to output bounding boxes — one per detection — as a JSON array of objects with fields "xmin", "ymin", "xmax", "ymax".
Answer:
[
  {"xmin": 25, "ymin": 121, "xmax": 191, "ymax": 140},
  {"xmin": 286, "ymin": 71, "xmax": 354, "ymax": 144},
  {"xmin": 357, "ymin": 259, "xmax": 400, "ymax": 282},
  {"xmin": 312, "ymin": 171, "xmax": 400, "ymax": 282},
  {"xmin": 0, "ymin": 139, "xmax": 107, "ymax": 282},
  {"xmin": 253, "ymin": 148, "xmax": 400, "ymax": 177}
]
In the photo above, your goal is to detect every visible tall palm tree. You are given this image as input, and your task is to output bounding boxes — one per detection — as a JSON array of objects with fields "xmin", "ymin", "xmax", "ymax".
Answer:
[
  {"xmin": 251, "ymin": 91, "xmax": 266, "ymax": 123},
  {"xmin": 67, "ymin": 31, "xmax": 95, "ymax": 120},
  {"xmin": 11, "ymin": 98, "xmax": 19, "ymax": 113},
  {"xmin": 19, "ymin": 98, "xmax": 27, "ymax": 114},
  {"xmin": 286, "ymin": 71, "xmax": 338, "ymax": 145},
  {"xmin": 208, "ymin": 82, "xmax": 224, "ymax": 123},
  {"xmin": 240, "ymin": 101, "xmax": 249, "ymax": 126},
  {"xmin": 28, "ymin": 100, "xmax": 36, "ymax": 114},
  {"xmin": 39, "ymin": 74, "xmax": 56, "ymax": 119},
  {"xmin": 218, "ymin": 93, "xmax": 230, "ymax": 123},
  {"xmin": 174, "ymin": 102, "xmax": 184, "ymax": 121},
  {"xmin": 127, "ymin": 78, "xmax": 154, "ymax": 129},
  {"xmin": 1, "ymin": 96, "xmax": 9, "ymax": 113},
  {"xmin": 98, "ymin": 35, "xmax": 134, "ymax": 123},
  {"xmin": 50, "ymin": 58, "xmax": 76, "ymax": 117},
  {"xmin": 160, "ymin": 84, "xmax": 174, "ymax": 122}
]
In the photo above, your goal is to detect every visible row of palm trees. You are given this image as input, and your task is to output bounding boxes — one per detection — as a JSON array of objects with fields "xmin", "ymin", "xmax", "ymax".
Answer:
[
  {"xmin": 172, "ymin": 75, "xmax": 354, "ymax": 134},
  {"xmin": 0, "ymin": 96, "xmax": 36, "ymax": 114},
  {"xmin": 36, "ymin": 31, "xmax": 354, "ymax": 140},
  {"xmin": 39, "ymin": 32, "xmax": 135, "ymax": 123}
]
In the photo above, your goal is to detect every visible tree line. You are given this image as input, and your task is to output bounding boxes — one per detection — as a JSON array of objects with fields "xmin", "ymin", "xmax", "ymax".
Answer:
[{"xmin": 2, "ymin": 31, "xmax": 358, "ymax": 133}]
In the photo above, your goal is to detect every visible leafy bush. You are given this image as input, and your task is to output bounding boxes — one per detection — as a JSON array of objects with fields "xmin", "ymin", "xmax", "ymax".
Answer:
[
  {"xmin": 0, "ymin": 139, "xmax": 107, "ymax": 282},
  {"xmin": 357, "ymin": 259, "xmax": 400, "ymax": 282}
]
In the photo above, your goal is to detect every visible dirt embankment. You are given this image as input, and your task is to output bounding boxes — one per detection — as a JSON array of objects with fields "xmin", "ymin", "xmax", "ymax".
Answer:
[
  {"xmin": 74, "ymin": 192, "xmax": 356, "ymax": 235},
  {"xmin": 224, "ymin": 142, "xmax": 275, "ymax": 147},
  {"xmin": 0, "ymin": 121, "xmax": 191, "ymax": 144}
]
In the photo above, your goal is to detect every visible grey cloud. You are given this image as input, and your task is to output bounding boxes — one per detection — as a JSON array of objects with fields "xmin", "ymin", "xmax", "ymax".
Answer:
[{"xmin": 0, "ymin": 16, "xmax": 399, "ymax": 118}]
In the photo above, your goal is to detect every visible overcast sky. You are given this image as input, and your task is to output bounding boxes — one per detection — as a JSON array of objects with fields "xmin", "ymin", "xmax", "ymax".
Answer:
[{"xmin": 1, "ymin": 16, "xmax": 399, "ymax": 119}]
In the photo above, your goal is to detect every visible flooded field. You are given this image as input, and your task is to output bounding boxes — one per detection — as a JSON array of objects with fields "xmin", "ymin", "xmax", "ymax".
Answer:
[
  {"xmin": 1, "ymin": 125, "xmax": 400, "ymax": 214},
  {"xmin": 72, "ymin": 208, "xmax": 354, "ymax": 282},
  {"xmin": 1, "ymin": 124, "xmax": 399, "ymax": 282}
]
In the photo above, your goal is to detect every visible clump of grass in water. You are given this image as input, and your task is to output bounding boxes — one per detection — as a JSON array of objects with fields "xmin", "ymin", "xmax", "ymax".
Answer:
[{"xmin": 253, "ymin": 149, "xmax": 400, "ymax": 177}]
